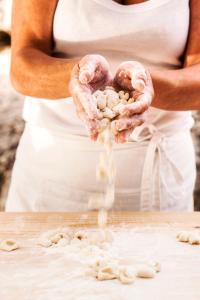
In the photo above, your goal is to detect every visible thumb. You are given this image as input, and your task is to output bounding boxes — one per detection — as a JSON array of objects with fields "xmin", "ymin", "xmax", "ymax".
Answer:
[{"xmin": 79, "ymin": 61, "xmax": 97, "ymax": 84}]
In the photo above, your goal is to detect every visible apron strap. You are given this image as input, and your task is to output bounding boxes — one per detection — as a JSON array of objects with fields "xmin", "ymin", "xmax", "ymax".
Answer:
[{"xmin": 130, "ymin": 123, "xmax": 184, "ymax": 211}]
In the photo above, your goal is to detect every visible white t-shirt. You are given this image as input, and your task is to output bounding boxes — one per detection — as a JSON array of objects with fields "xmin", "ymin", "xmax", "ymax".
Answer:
[{"xmin": 23, "ymin": 0, "xmax": 193, "ymax": 136}]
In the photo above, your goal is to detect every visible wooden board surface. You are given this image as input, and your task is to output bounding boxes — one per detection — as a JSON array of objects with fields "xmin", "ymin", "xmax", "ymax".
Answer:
[
  {"xmin": 0, "ymin": 212, "xmax": 200, "ymax": 235},
  {"xmin": 0, "ymin": 212, "xmax": 200, "ymax": 300}
]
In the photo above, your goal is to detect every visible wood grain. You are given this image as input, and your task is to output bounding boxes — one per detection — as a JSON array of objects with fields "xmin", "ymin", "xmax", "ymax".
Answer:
[{"xmin": 0, "ymin": 212, "xmax": 199, "ymax": 238}]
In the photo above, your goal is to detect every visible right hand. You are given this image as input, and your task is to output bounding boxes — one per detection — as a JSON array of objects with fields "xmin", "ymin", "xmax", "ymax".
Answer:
[{"xmin": 69, "ymin": 54, "xmax": 112, "ymax": 140}]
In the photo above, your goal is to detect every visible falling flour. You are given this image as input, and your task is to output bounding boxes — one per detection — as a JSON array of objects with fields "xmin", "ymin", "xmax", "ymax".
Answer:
[{"xmin": 91, "ymin": 87, "xmax": 136, "ymax": 227}]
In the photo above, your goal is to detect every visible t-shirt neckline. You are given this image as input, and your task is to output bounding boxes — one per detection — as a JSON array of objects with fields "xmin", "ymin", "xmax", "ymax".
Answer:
[{"xmin": 92, "ymin": 0, "xmax": 173, "ymax": 13}]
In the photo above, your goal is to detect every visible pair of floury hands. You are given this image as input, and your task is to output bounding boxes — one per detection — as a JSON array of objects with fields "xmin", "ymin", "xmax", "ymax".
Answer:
[{"xmin": 70, "ymin": 55, "xmax": 154, "ymax": 143}]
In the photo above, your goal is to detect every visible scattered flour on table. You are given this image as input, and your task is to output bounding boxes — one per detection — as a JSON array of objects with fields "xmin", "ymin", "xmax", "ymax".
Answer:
[
  {"xmin": 38, "ymin": 226, "xmax": 160, "ymax": 285},
  {"xmin": 1, "ymin": 225, "xmax": 200, "ymax": 300}
]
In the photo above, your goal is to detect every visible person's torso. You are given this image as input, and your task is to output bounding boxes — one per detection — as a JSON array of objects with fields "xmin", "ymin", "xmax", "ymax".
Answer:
[{"xmin": 23, "ymin": 0, "xmax": 193, "ymax": 136}]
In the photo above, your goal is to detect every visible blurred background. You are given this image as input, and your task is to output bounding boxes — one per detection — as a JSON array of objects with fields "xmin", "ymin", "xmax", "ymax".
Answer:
[{"xmin": 0, "ymin": 0, "xmax": 200, "ymax": 211}]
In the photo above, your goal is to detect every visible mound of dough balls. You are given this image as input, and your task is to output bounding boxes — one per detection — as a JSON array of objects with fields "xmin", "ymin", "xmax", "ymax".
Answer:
[
  {"xmin": 92, "ymin": 87, "xmax": 135, "ymax": 132},
  {"xmin": 89, "ymin": 257, "xmax": 161, "ymax": 285}
]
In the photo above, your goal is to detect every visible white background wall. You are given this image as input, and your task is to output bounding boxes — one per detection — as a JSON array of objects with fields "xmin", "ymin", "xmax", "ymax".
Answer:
[{"xmin": 0, "ymin": 0, "xmax": 12, "ymax": 30}]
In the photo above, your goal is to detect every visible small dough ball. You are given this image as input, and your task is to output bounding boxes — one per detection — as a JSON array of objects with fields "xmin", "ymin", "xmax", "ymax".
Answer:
[
  {"xmin": 97, "ymin": 269, "xmax": 117, "ymax": 281},
  {"xmin": 104, "ymin": 90, "xmax": 119, "ymax": 109},
  {"xmin": 118, "ymin": 90, "xmax": 129, "ymax": 100},
  {"xmin": 96, "ymin": 163, "xmax": 108, "ymax": 181},
  {"xmin": 38, "ymin": 238, "xmax": 52, "ymax": 248},
  {"xmin": 96, "ymin": 153, "xmax": 109, "ymax": 181},
  {"xmin": 147, "ymin": 260, "xmax": 161, "ymax": 273},
  {"xmin": 118, "ymin": 90, "xmax": 125, "ymax": 99},
  {"xmin": 0, "ymin": 239, "xmax": 19, "ymax": 252},
  {"xmin": 96, "ymin": 263, "xmax": 119, "ymax": 281},
  {"xmin": 136, "ymin": 264, "xmax": 156, "ymax": 278},
  {"xmin": 120, "ymin": 99, "xmax": 128, "ymax": 105},
  {"xmin": 124, "ymin": 92, "xmax": 129, "ymax": 100},
  {"xmin": 50, "ymin": 233, "xmax": 63, "ymax": 244},
  {"xmin": 112, "ymin": 103, "xmax": 125, "ymax": 114},
  {"xmin": 177, "ymin": 231, "xmax": 190, "ymax": 243},
  {"xmin": 188, "ymin": 233, "xmax": 200, "ymax": 245},
  {"xmin": 97, "ymin": 95, "xmax": 107, "ymax": 110},
  {"xmin": 74, "ymin": 230, "xmax": 88, "ymax": 241},
  {"xmin": 97, "ymin": 109, "xmax": 104, "ymax": 120},
  {"xmin": 105, "ymin": 86, "xmax": 115, "ymax": 91},
  {"xmin": 127, "ymin": 97, "xmax": 135, "ymax": 104},
  {"xmin": 57, "ymin": 238, "xmax": 69, "ymax": 247},
  {"xmin": 119, "ymin": 267, "xmax": 136, "ymax": 284},
  {"xmin": 103, "ymin": 107, "xmax": 116, "ymax": 120}
]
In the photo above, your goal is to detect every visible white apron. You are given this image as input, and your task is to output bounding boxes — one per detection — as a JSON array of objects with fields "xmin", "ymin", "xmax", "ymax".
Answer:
[{"xmin": 6, "ymin": 0, "xmax": 196, "ymax": 211}]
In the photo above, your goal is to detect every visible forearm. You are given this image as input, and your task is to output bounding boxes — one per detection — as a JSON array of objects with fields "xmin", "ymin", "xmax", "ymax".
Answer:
[
  {"xmin": 10, "ymin": 47, "xmax": 79, "ymax": 99},
  {"xmin": 151, "ymin": 64, "xmax": 200, "ymax": 111}
]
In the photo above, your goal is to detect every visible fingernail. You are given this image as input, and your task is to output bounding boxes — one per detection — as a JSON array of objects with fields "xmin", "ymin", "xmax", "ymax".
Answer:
[{"xmin": 79, "ymin": 71, "xmax": 91, "ymax": 84}]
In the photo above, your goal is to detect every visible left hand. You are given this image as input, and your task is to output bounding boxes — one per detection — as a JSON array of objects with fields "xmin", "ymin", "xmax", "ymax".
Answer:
[{"xmin": 112, "ymin": 61, "xmax": 154, "ymax": 143}]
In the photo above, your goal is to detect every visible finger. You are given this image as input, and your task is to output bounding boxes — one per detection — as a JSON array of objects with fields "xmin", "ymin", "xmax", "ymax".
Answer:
[
  {"xmin": 79, "ymin": 54, "xmax": 111, "ymax": 85},
  {"xmin": 115, "ymin": 129, "xmax": 133, "ymax": 144},
  {"xmin": 70, "ymin": 75, "xmax": 98, "ymax": 119},
  {"xmin": 120, "ymin": 93, "xmax": 152, "ymax": 117},
  {"xmin": 115, "ymin": 61, "xmax": 148, "ymax": 92},
  {"xmin": 114, "ymin": 115, "xmax": 144, "ymax": 132},
  {"xmin": 73, "ymin": 94, "xmax": 99, "ymax": 138}
]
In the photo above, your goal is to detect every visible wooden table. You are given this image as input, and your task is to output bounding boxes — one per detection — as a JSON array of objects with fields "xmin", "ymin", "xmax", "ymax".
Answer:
[
  {"xmin": 0, "ymin": 211, "xmax": 200, "ymax": 235},
  {"xmin": 0, "ymin": 212, "xmax": 200, "ymax": 300}
]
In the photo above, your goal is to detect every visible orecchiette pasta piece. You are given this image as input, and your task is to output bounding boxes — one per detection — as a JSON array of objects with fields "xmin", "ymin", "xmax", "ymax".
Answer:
[
  {"xmin": 176, "ymin": 231, "xmax": 190, "ymax": 243},
  {"xmin": 120, "ymin": 99, "xmax": 128, "ymax": 105},
  {"xmin": 0, "ymin": 239, "xmax": 19, "ymax": 252},
  {"xmin": 96, "ymin": 154, "xmax": 109, "ymax": 181},
  {"xmin": 127, "ymin": 97, "xmax": 135, "ymax": 104},
  {"xmin": 38, "ymin": 238, "xmax": 52, "ymax": 248},
  {"xmin": 136, "ymin": 264, "xmax": 156, "ymax": 278},
  {"xmin": 105, "ymin": 90, "xmax": 120, "ymax": 109},
  {"xmin": 57, "ymin": 238, "xmax": 69, "ymax": 247},
  {"xmin": 96, "ymin": 164, "xmax": 109, "ymax": 181},
  {"xmin": 124, "ymin": 92, "xmax": 129, "ymax": 100},
  {"xmin": 103, "ymin": 107, "xmax": 117, "ymax": 119},
  {"xmin": 96, "ymin": 262, "xmax": 119, "ymax": 281},
  {"xmin": 118, "ymin": 267, "xmax": 136, "ymax": 284},
  {"xmin": 112, "ymin": 103, "xmax": 125, "ymax": 114},
  {"xmin": 188, "ymin": 233, "xmax": 200, "ymax": 245},
  {"xmin": 74, "ymin": 230, "xmax": 88, "ymax": 241},
  {"xmin": 97, "ymin": 109, "xmax": 104, "ymax": 120},
  {"xmin": 96, "ymin": 94, "xmax": 107, "ymax": 110},
  {"xmin": 39, "ymin": 229, "xmax": 70, "ymax": 247},
  {"xmin": 97, "ymin": 269, "xmax": 117, "ymax": 281},
  {"xmin": 50, "ymin": 233, "xmax": 64, "ymax": 244},
  {"xmin": 119, "ymin": 90, "xmax": 129, "ymax": 100},
  {"xmin": 105, "ymin": 86, "xmax": 115, "ymax": 91},
  {"xmin": 146, "ymin": 260, "xmax": 161, "ymax": 273},
  {"xmin": 118, "ymin": 90, "xmax": 125, "ymax": 99}
]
